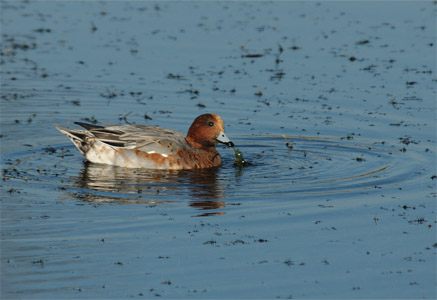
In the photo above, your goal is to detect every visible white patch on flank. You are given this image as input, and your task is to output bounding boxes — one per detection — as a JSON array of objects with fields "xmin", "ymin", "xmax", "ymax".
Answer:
[{"xmin": 147, "ymin": 150, "xmax": 168, "ymax": 157}]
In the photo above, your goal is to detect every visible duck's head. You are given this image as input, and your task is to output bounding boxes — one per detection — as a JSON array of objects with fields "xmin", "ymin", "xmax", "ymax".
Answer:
[{"xmin": 186, "ymin": 114, "xmax": 234, "ymax": 149}]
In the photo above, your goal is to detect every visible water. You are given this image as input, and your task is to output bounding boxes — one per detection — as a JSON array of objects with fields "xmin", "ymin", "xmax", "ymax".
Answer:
[{"xmin": 1, "ymin": 1, "xmax": 436, "ymax": 299}]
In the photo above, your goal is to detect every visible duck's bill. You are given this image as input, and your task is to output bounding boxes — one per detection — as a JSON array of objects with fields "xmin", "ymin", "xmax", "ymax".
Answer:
[{"xmin": 216, "ymin": 131, "xmax": 234, "ymax": 147}]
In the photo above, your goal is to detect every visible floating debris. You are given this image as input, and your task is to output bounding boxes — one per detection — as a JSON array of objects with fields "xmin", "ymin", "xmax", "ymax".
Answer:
[
  {"xmin": 100, "ymin": 88, "xmax": 118, "ymax": 100},
  {"xmin": 282, "ymin": 135, "xmax": 293, "ymax": 150},
  {"xmin": 254, "ymin": 88, "xmax": 263, "ymax": 97},
  {"xmin": 356, "ymin": 39, "xmax": 370, "ymax": 45},
  {"xmin": 119, "ymin": 111, "xmax": 132, "ymax": 124},
  {"xmin": 283, "ymin": 259, "xmax": 294, "ymax": 266},
  {"xmin": 232, "ymin": 146, "xmax": 250, "ymax": 167},
  {"xmin": 82, "ymin": 116, "xmax": 98, "ymax": 124},
  {"xmin": 242, "ymin": 54, "xmax": 263, "ymax": 58},
  {"xmin": 167, "ymin": 73, "xmax": 185, "ymax": 80}
]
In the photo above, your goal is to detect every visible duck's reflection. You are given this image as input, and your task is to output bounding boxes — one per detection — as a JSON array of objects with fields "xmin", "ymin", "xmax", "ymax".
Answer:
[{"xmin": 72, "ymin": 162, "xmax": 227, "ymax": 216}]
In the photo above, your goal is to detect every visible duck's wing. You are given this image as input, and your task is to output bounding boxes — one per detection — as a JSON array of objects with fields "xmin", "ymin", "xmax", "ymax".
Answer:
[{"xmin": 76, "ymin": 123, "xmax": 188, "ymax": 155}]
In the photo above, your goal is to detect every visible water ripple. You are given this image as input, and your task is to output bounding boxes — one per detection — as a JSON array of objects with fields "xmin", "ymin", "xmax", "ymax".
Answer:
[{"xmin": 2, "ymin": 135, "xmax": 428, "ymax": 210}]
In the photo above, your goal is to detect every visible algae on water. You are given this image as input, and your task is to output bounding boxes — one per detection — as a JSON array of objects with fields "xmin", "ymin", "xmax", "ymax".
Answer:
[{"xmin": 232, "ymin": 146, "xmax": 250, "ymax": 167}]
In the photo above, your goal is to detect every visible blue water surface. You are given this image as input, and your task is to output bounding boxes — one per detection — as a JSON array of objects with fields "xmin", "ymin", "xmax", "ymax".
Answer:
[{"xmin": 1, "ymin": 1, "xmax": 436, "ymax": 299}]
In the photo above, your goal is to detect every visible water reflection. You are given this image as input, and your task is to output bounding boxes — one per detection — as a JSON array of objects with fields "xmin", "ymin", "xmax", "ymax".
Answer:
[{"xmin": 72, "ymin": 162, "xmax": 227, "ymax": 215}]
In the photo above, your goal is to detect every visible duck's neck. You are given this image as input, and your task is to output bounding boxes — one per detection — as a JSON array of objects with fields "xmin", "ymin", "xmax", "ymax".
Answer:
[{"xmin": 185, "ymin": 136, "xmax": 217, "ymax": 150}]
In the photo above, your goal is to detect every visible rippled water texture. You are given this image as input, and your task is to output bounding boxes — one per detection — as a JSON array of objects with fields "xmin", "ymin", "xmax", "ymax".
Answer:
[{"xmin": 1, "ymin": 1, "xmax": 436, "ymax": 299}]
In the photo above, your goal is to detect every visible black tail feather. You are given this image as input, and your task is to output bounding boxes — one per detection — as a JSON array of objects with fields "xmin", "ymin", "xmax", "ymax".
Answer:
[{"xmin": 74, "ymin": 122, "xmax": 105, "ymax": 130}]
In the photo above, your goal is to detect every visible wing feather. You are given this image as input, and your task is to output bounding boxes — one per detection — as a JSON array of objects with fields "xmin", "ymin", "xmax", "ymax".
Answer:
[{"xmin": 87, "ymin": 124, "xmax": 187, "ymax": 155}]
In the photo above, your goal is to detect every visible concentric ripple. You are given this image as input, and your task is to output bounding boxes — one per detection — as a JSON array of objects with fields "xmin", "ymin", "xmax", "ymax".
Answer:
[
  {"xmin": 226, "ymin": 135, "xmax": 420, "ymax": 198},
  {"xmin": 2, "ymin": 135, "xmax": 427, "ymax": 211}
]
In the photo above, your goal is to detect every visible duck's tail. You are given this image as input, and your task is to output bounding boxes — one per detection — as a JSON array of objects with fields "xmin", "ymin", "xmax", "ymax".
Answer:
[{"xmin": 54, "ymin": 124, "xmax": 89, "ymax": 155}]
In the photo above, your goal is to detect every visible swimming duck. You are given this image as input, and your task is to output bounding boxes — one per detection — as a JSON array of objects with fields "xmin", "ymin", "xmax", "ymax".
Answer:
[{"xmin": 55, "ymin": 113, "xmax": 234, "ymax": 170}]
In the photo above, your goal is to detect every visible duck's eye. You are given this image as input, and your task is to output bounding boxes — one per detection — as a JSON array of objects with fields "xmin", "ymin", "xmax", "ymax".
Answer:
[{"xmin": 207, "ymin": 121, "xmax": 214, "ymax": 127}]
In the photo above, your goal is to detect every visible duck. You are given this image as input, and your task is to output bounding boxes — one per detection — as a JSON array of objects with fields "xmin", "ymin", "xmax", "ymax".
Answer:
[{"xmin": 55, "ymin": 113, "xmax": 234, "ymax": 170}]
